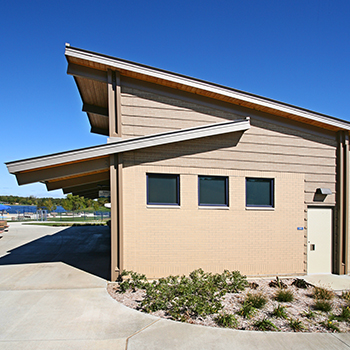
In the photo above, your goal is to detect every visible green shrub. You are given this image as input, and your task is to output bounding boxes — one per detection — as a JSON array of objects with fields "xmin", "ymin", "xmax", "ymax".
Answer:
[
  {"xmin": 245, "ymin": 293, "xmax": 268, "ymax": 309},
  {"xmin": 275, "ymin": 289, "xmax": 294, "ymax": 302},
  {"xmin": 289, "ymin": 318, "xmax": 305, "ymax": 332},
  {"xmin": 249, "ymin": 282, "xmax": 259, "ymax": 290},
  {"xmin": 218, "ymin": 270, "xmax": 250, "ymax": 293},
  {"xmin": 269, "ymin": 276, "xmax": 287, "ymax": 289},
  {"xmin": 314, "ymin": 300, "xmax": 332, "ymax": 313},
  {"xmin": 215, "ymin": 312, "xmax": 238, "ymax": 328},
  {"xmin": 137, "ymin": 268, "xmax": 248, "ymax": 321},
  {"xmin": 238, "ymin": 301, "xmax": 257, "ymax": 319},
  {"xmin": 118, "ymin": 270, "xmax": 148, "ymax": 292},
  {"xmin": 313, "ymin": 287, "xmax": 334, "ymax": 300},
  {"xmin": 291, "ymin": 278, "xmax": 311, "ymax": 289},
  {"xmin": 272, "ymin": 304, "xmax": 288, "ymax": 319},
  {"xmin": 254, "ymin": 318, "xmax": 278, "ymax": 331}
]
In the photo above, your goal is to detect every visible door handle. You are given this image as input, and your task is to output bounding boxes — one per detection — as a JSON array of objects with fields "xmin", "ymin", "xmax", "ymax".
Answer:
[{"xmin": 310, "ymin": 244, "xmax": 316, "ymax": 251}]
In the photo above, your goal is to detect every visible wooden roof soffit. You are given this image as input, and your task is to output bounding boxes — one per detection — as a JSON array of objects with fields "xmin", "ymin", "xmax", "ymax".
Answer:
[
  {"xmin": 15, "ymin": 157, "xmax": 110, "ymax": 186},
  {"xmin": 65, "ymin": 46, "xmax": 350, "ymax": 133},
  {"xmin": 46, "ymin": 170, "xmax": 110, "ymax": 191}
]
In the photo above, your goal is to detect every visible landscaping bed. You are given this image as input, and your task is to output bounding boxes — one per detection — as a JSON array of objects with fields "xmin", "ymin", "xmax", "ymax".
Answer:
[{"xmin": 107, "ymin": 269, "xmax": 350, "ymax": 333}]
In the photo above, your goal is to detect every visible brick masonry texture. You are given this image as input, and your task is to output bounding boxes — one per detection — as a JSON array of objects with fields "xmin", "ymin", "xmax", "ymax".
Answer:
[
  {"xmin": 118, "ymin": 85, "xmax": 338, "ymax": 278},
  {"xmin": 122, "ymin": 165, "xmax": 305, "ymax": 278}
]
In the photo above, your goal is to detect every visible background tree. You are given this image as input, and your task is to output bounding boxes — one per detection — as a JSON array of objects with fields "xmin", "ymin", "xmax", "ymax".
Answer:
[
  {"xmin": 36, "ymin": 198, "xmax": 45, "ymax": 210},
  {"xmin": 61, "ymin": 195, "xmax": 73, "ymax": 211},
  {"xmin": 93, "ymin": 200, "xmax": 99, "ymax": 211},
  {"xmin": 62, "ymin": 194, "xmax": 86, "ymax": 212},
  {"xmin": 43, "ymin": 199, "xmax": 57, "ymax": 212}
]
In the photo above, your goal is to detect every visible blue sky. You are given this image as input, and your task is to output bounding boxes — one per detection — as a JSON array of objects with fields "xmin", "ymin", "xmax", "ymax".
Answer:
[{"xmin": 1, "ymin": 0, "xmax": 349, "ymax": 198}]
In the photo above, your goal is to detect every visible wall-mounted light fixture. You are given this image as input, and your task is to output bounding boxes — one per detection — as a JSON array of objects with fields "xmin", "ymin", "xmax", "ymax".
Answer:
[
  {"xmin": 317, "ymin": 188, "xmax": 332, "ymax": 195},
  {"xmin": 314, "ymin": 188, "xmax": 332, "ymax": 202}
]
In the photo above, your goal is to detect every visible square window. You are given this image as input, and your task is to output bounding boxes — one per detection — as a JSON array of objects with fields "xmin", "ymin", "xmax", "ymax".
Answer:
[
  {"xmin": 246, "ymin": 178, "xmax": 274, "ymax": 207},
  {"xmin": 198, "ymin": 176, "xmax": 228, "ymax": 206},
  {"xmin": 147, "ymin": 173, "xmax": 180, "ymax": 205}
]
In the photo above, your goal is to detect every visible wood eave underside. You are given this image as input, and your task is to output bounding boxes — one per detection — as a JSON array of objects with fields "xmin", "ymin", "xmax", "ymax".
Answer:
[
  {"xmin": 67, "ymin": 55, "xmax": 343, "ymax": 133},
  {"xmin": 15, "ymin": 156, "xmax": 110, "ymax": 199},
  {"xmin": 49, "ymin": 170, "xmax": 110, "ymax": 199},
  {"xmin": 74, "ymin": 76, "xmax": 109, "ymax": 135},
  {"xmin": 46, "ymin": 170, "xmax": 110, "ymax": 191}
]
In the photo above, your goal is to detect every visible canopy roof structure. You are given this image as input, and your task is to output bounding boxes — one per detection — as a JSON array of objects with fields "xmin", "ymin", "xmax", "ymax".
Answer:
[{"xmin": 6, "ymin": 119, "xmax": 250, "ymax": 198}]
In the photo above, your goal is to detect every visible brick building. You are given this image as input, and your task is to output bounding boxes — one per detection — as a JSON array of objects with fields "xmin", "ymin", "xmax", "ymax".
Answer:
[{"xmin": 6, "ymin": 45, "xmax": 350, "ymax": 280}]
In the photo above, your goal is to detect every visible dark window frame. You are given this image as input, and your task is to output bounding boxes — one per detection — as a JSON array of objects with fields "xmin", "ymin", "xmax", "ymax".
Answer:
[
  {"xmin": 147, "ymin": 173, "xmax": 180, "ymax": 206},
  {"xmin": 245, "ymin": 177, "xmax": 274, "ymax": 208},
  {"xmin": 198, "ymin": 175, "xmax": 229, "ymax": 207}
]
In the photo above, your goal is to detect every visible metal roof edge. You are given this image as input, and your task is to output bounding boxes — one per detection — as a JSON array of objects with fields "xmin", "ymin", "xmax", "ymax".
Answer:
[{"xmin": 7, "ymin": 119, "xmax": 250, "ymax": 174}]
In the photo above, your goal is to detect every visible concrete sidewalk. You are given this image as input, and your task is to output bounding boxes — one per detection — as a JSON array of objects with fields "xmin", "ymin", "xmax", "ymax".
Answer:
[{"xmin": 0, "ymin": 223, "xmax": 350, "ymax": 349}]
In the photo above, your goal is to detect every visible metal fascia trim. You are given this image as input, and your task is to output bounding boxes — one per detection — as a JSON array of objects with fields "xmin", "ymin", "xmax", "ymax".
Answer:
[{"xmin": 7, "ymin": 119, "xmax": 250, "ymax": 174}]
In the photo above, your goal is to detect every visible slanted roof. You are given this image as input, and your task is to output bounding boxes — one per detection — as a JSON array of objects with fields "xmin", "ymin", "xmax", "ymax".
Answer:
[
  {"xmin": 6, "ymin": 119, "xmax": 250, "ymax": 198},
  {"xmin": 65, "ymin": 44, "xmax": 350, "ymax": 135}
]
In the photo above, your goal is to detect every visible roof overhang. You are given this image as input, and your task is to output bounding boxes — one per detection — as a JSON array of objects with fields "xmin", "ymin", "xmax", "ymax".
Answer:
[
  {"xmin": 65, "ymin": 45, "xmax": 350, "ymax": 133},
  {"xmin": 6, "ymin": 119, "xmax": 250, "ymax": 197}
]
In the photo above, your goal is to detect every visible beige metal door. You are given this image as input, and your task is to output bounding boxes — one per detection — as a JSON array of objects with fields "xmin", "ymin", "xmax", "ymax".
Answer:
[{"xmin": 307, "ymin": 208, "xmax": 332, "ymax": 274}]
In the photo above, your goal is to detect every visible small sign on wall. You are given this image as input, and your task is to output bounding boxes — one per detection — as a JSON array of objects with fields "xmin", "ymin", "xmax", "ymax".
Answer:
[
  {"xmin": 297, "ymin": 227, "xmax": 304, "ymax": 230},
  {"xmin": 99, "ymin": 190, "xmax": 110, "ymax": 198}
]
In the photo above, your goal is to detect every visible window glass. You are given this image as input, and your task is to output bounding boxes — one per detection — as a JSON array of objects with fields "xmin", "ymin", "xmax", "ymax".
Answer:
[
  {"xmin": 199, "ymin": 176, "xmax": 228, "ymax": 206},
  {"xmin": 147, "ymin": 174, "xmax": 179, "ymax": 205},
  {"xmin": 246, "ymin": 178, "xmax": 274, "ymax": 207}
]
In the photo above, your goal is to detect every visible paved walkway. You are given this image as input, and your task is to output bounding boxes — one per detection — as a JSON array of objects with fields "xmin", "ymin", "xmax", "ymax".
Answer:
[{"xmin": 1, "ymin": 223, "xmax": 350, "ymax": 349}]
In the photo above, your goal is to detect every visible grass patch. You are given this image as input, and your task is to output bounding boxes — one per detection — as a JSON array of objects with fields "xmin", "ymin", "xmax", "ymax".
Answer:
[
  {"xmin": 215, "ymin": 313, "xmax": 238, "ymax": 328},
  {"xmin": 245, "ymin": 293, "xmax": 268, "ymax": 309},
  {"xmin": 237, "ymin": 301, "xmax": 257, "ymax": 319},
  {"xmin": 313, "ymin": 287, "xmax": 334, "ymax": 300},
  {"xmin": 272, "ymin": 304, "xmax": 288, "ymax": 319},
  {"xmin": 321, "ymin": 318, "xmax": 340, "ymax": 332},
  {"xmin": 24, "ymin": 222, "xmax": 106, "ymax": 227},
  {"xmin": 314, "ymin": 300, "xmax": 332, "ymax": 313},
  {"xmin": 302, "ymin": 308, "xmax": 316, "ymax": 319},
  {"xmin": 47, "ymin": 216, "xmax": 109, "ymax": 222},
  {"xmin": 275, "ymin": 289, "xmax": 294, "ymax": 303},
  {"xmin": 254, "ymin": 318, "xmax": 278, "ymax": 331},
  {"xmin": 342, "ymin": 291, "xmax": 350, "ymax": 302},
  {"xmin": 334, "ymin": 306, "xmax": 350, "ymax": 322},
  {"xmin": 289, "ymin": 318, "xmax": 305, "ymax": 332}
]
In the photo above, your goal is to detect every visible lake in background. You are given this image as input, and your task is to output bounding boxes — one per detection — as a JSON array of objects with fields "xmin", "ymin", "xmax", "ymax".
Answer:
[{"xmin": 3, "ymin": 205, "xmax": 66, "ymax": 214}]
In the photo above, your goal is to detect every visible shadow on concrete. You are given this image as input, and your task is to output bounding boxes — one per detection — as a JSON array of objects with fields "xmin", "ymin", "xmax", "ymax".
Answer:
[{"xmin": 0, "ymin": 225, "xmax": 111, "ymax": 280}]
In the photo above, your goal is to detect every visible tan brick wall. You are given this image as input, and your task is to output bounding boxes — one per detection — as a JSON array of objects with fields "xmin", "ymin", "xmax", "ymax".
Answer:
[
  {"xmin": 119, "ymin": 82, "xmax": 338, "ymax": 278},
  {"xmin": 122, "ymin": 165, "xmax": 305, "ymax": 278}
]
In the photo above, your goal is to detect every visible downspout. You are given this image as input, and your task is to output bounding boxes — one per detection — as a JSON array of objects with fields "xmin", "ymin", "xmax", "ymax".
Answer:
[
  {"xmin": 344, "ymin": 133, "xmax": 349, "ymax": 274},
  {"xmin": 117, "ymin": 154, "xmax": 124, "ymax": 276},
  {"xmin": 337, "ymin": 132, "xmax": 344, "ymax": 274},
  {"xmin": 110, "ymin": 154, "xmax": 119, "ymax": 281}
]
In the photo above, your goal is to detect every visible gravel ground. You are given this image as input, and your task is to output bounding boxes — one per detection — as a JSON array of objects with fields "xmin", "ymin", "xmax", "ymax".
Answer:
[{"xmin": 107, "ymin": 278, "xmax": 350, "ymax": 333}]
